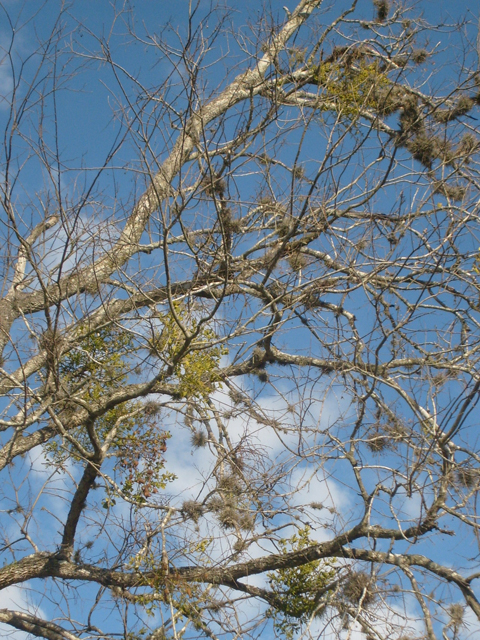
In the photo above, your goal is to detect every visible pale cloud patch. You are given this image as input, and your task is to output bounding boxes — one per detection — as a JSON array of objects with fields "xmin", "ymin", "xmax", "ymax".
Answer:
[
  {"xmin": 290, "ymin": 466, "xmax": 349, "ymax": 536},
  {"xmin": 298, "ymin": 594, "xmax": 425, "ymax": 640},
  {"xmin": 439, "ymin": 601, "xmax": 480, "ymax": 639},
  {"xmin": 20, "ymin": 448, "xmax": 77, "ymax": 546},
  {"xmin": 0, "ymin": 42, "xmax": 13, "ymax": 110},
  {"xmin": 163, "ymin": 427, "xmax": 215, "ymax": 498},
  {"xmin": 0, "ymin": 60, "xmax": 13, "ymax": 109},
  {"xmin": 0, "ymin": 584, "xmax": 47, "ymax": 640},
  {"xmin": 394, "ymin": 489, "xmax": 423, "ymax": 523},
  {"xmin": 0, "ymin": 25, "xmax": 29, "ymax": 112}
]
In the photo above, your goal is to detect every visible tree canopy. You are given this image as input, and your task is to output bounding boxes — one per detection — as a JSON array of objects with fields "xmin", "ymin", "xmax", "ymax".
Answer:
[{"xmin": 1, "ymin": 1, "xmax": 480, "ymax": 639}]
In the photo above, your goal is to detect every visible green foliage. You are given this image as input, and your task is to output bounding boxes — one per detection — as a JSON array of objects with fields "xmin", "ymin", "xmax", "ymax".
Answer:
[
  {"xmin": 267, "ymin": 527, "xmax": 336, "ymax": 639},
  {"xmin": 46, "ymin": 305, "xmax": 226, "ymax": 502},
  {"xmin": 127, "ymin": 543, "xmax": 211, "ymax": 623},
  {"xmin": 46, "ymin": 325, "xmax": 173, "ymax": 502},
  {"xmin": 474, "ymin": 250, "xmax": 480, "ymax": 276},
  {"xmin": 311, "ymin": 59, "xmax": 391, "ymax": 119},
  {"xmin": 56, "ymin": 325, "xmax": 135, "ymax": 450},
  {"xmin": 149, "ymin": 303, "xmax": 227, "ymax": 398}
]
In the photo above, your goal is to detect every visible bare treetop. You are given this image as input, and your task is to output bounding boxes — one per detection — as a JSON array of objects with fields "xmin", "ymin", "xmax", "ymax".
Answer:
[{"xmin": 1, "ymin": 1, "xmax": 480, "ymax": 639}]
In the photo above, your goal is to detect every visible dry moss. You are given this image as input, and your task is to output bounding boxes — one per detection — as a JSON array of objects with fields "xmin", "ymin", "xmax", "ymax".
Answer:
[
  {"xmin": 456, "ymin": 467, "xmax": 479, "ymax": 488},
  {"xmin": 181, "ymin": 500, "xmax": 204, "ymax": 523},
  {"xmin": 373, "ymin": 0, "xmax": 389, "ymax": 22},
  {"xmin": 399, "ymin": 96, "xmax": 423, "ymax": 134},
  {"xmin": 287, "ymin": 252, "xmax": 307, "ymax": 272},
  {"xmin": 257, "ymin": 369, "xmax": 269, "ymax": 383},
  {"xmin": 144, "ymin": 401, "xmax": 161, "ymax": 417},
  {"xmin": 343, "ymin": 571, "xmax": 377, "ymax": 606},
  {"xmin": 191, "ymin": 429, "xmax": 208, "ymax": 448},
  {"xmin": 411, "ymin": 49, "xmax": 428, "ymax": 64},
  {"xmin": 453, "ymin": 96, "xmax": 474, "ymax": 117},
  {"xmin": 434, "ymin": 96, "xmax": 475, "ymax": 123},
  {"xmin": 405, "ymin": 133, "xmax": 440, "ymax": 168},
  {"xmin": 434, "ymin": 181, "xmax": 467, "ymax": 201},
  {"xmin": 229, "ymin": 388, "xmax": 244, "ymax": 405},
  {"xmin": 218, "ymin": 474, "xmax": 243, "ymax": 496},
  {"xmin": 201, "ymin": 174, "xmax": 226, "ymax": 197},
  {"xmin": 458, "ymin": 133, "xmax": 478, "ymax": 156},
  {"xmin": 366, "ymin": 433, "xmax": 390, "ymax": 452},
  {"xmin": 374, "ymin": 85, "xmax": 403, "ymax": 116},
  {"xmin": 448, "ymin": 603, "xmax": 465, "ymax": 628},
  {"xmin": 301, "ymin": 291, "xmax": 324, "ymax": 311},
  {"xmin": 276, "ymin": 219, "xmax": 294, "ymax": 238},
  {"xmin": 217, "ymin": 506, "xmax": 239, "ymax": 529}
]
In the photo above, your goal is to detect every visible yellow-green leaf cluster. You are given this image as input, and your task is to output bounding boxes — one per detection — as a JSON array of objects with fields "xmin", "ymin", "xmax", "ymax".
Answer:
[
  {"xmin": 267, "ymin": 527, "xmax": 336, "ymax": 639},
  {"xmin": 312, "ymin": 60, "xmax": 391, "ymax": 118},
  {"xmin": 46, "ymin": 325, "xmax": 174, "ymax": 501},
  {"xmin": 474, "ymin": 249, "xmax": 480, "ymax": 276},
  {"xmin": 150, "ymin": 304, "xmax": 227, "ymax": 398}
]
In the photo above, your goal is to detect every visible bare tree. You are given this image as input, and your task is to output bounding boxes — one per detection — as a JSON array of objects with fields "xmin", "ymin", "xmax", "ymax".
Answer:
[{"xmin": 1, "ymin": 0, "xmax": 480, "ymax": 638}]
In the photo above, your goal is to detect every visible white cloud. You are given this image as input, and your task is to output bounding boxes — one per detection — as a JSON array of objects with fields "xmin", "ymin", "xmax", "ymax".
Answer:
[
  {"xmin": 0, "ymin": 26, "xmax": 27, "ymax": 112},
  {"xmin": 438, "ymin": 601, "xmax": 480, "ymax": 639},
  {"xmin": 290, "ymin": 466, "xmax": 349, "ymax": 534},
  {"xmin": 0, "ymin": 584, "xmax": 47, "ymax": 640},
  {"xmin": 0, "ymin": 61, "xmax": 13, "ymax": 109},
  {"xmin": 0, "ymin": 36, "xmax": 13, "ymax": 111},
  {"xmin": 297, "ymin": 594, "xmax": 425, "ymax": 640}
]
